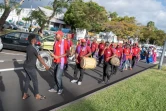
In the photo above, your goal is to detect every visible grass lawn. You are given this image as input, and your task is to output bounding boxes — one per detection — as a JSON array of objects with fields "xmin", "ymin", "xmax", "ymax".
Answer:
[{"xmin": 58, "ymin": 66, "xmax": 166, "ymax": 111}]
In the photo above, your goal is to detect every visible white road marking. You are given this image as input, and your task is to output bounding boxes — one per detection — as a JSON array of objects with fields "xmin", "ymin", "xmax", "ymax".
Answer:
[
  {"xmin": 0, "ymin": 52, "xmax": 26, "ymax": 56},
  {"xmin": 0, "ymin": 60, "xmax": 24, "ymax": 63},
  {"xmin": 0, "ymin": 67, "xmax": 24, "ymax": 72}
]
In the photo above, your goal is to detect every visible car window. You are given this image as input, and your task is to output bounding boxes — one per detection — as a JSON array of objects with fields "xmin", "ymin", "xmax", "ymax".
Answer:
[
  {"xmin": 5, "ymin": 32, "xmax": 21, "ymax": 39},
  {"xmin": 20, "ymin": 33, "xmax": 29, "ymax": 40}
]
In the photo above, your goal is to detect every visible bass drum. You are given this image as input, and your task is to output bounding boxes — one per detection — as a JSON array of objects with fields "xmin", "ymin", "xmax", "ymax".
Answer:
[
  {"xmin": 110, "ymin": 57, "xmax": 120, "ymax": 66},
  {"xmin": 36, "ymin": 51, "xmax": 53, "ymax": 71},
  {"xmin": 80, "ymin": 57, "xmax": 97, "ymax": 69}
]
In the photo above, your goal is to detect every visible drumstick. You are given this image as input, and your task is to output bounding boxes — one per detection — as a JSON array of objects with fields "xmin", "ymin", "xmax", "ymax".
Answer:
[{"xmin": 47, "ymin": 50, "xmax": 54, "ymax": 55}]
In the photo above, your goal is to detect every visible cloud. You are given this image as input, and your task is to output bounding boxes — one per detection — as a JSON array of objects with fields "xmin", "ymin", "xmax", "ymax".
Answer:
[{"xmin": 85, "ymin": 0, "xmax": 166, "ymax": 31}]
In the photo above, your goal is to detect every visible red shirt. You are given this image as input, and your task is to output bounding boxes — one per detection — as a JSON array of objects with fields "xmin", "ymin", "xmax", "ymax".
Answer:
[
  {"xmin": 76, "ymin": 46, "xmax": 91, "ymax": 63},
  {"xmin": 133, "ymin": 47, "xmax": 140, "ymax": 56},
  {"xmin": 98, "ymin": 43, "xmax": 105, "ymax": 55},
  {"xmin": 123, "ymin": 48, "xmax": 131, "ymax": 60},
  {"xmin": 53, "ymin": 39, "xmax": 69, "ymax": 63},
  {"xmin": 116, "ymin": 48, "xmax": 122, "ymax": 58},
  {"xmin": 104, "ymin": 48, "xmax": 113, "ymax": 62},
  {"xmin": 67, "ymin": 40, "xmax": 73, "ymax": 48},
  {"xmin": 91, "ymin": 42, "xmax": 98, "ymax": 52},
  {"xmin": 86, "ymin": 40, "xmax": 91, "ymax": 46}
]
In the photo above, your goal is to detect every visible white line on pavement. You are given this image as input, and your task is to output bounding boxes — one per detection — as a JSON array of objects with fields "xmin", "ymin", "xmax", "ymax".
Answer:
[
  {"xmin": 0, "ymin": 60, "xmax": 24, "ymax": 63},
  {"xmin": 0, "ymin": 52, "xmax": 26, "ymax": 56},
  {"xmin": 0, "ymin": 67, "xmax": 24, "ymax": 72}
]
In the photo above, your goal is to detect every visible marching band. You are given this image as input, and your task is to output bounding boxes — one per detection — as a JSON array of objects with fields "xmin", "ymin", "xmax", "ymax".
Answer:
[{"xmin": 23, "ymin": 31, "xmax": 157, "ymax": 100}]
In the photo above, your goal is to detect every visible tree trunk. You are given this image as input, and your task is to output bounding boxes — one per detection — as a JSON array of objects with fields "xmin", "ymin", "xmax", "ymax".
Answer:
[{"xmin": 0, "ymin": 9, "xmax": 11, "ymax": 31}]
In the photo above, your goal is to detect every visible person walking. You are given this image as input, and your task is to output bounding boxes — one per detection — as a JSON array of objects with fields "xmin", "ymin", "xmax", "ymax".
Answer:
[
  {"xmin": 48, "ymin": 31, "xmax": 69, "ymax": 95},
  {"xmin": 71, "ymin": 39, "xmax": 91, "ymax": 85},
  {"xmin": 101, "ymin": 41, "xmax": 114, "ymax": 84},
  {"xmin": 22, "ymin": 34, "xmax": 50, "ymax": 100}
]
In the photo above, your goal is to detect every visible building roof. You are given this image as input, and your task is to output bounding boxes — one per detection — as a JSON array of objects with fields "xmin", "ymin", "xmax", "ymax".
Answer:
[{"xmin": 38, "ymin": 7, "xmax": 64, "ymax": 20}]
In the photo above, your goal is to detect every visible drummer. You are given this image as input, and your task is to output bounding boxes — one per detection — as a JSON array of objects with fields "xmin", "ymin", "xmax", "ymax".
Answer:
[
  {"xmin": 65, "ymin": 33, "xmax": 73, "ymax": 70},
  {"xmin": 71, "ymin": 39, "xmax": 91, "ymax": 85},
  {"xmin": 91, "ymin": 38, "xmax": 98, "ymax": 58},
  {"xmin": 110, "ymin": 44, "xmax": 118, "ymax": 75},
  {"xmin": 101, "ymin": 41, "xmax": 114, "ymax": 84},
  {"xmin": 98, "ymin": 40, "xmax": 105, "ymax": 66}
]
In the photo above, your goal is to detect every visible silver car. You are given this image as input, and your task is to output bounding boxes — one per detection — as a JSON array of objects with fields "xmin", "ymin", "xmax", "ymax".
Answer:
[{"xmin": 0, "ymin": 38, "xmax": 3, "ymax": 51}]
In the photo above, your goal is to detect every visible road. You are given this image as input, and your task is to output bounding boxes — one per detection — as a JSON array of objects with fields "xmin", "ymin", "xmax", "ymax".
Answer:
[{"xmin": 0, "ymin": 49, "xmax": 159, "ymax": 111}]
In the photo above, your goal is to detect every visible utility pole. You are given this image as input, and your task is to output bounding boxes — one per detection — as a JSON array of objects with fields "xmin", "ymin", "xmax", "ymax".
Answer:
[{"xmin": 158, "ymin": 40, "xmax": 166, "ymax": 70}]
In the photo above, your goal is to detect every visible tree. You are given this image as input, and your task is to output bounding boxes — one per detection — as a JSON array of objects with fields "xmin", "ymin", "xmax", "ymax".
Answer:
[
  {"xmin": 30, "ymin": 0, "xmax": 69, "ymax": 30},
  {"xmin": 0, "ymin": 0, "xmax": 25, "ymax": 31},
  {"xmin": 109, "ymin": 12, "xmax": 118, "ymax": 19},
  {"xmin": 64, "ymin": 0, "xmax": 108, "ymax": 32},
  {"xmin": 104, "ymin": 16, "xmax": 140, "ymax": 39},
  {"xmin": 147, "ymin": 21, "xmax": 155, "ymax": 31},
  {"xmin": 44, "ymin": 6, "xmax": 53, "ymax": 10}
]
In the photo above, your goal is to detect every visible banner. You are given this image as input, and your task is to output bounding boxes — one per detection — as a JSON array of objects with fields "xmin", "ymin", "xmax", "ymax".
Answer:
[{"xmin": 76, "ymin": 28, "xmax": 86, "ymax": 40}]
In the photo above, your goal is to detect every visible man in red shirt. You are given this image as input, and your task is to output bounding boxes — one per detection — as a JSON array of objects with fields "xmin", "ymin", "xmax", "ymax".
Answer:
[
  {"xmin": 71, "ymin": 39, "xmax": 91, "ymax": 85},
  {"xmin": 116, "ymin": 45, "xmax": 122, "ymax": 68},
  {"xmin": 98, "ymin": 40, "xmax": 105, "ymax": 66},
  {"xmin": 65, "ymin": 34, "xmax": 73, "ymax": 70},
  {"xmin": 132, "ymin": 43, "xmax": 140, "ymax": 68},
  {"xmin": 85, "ymin": 37, "xmax": 91, "ymax": 46},
  {"xmin": 49, "ymin": 31, "xmax": 69, "ymax": 95},
  {"xmin": 91, "ymin": 38, "xmax": 98, "ymax": 58},
  {"xmin": 101, "ymin": 41, "xmax": 114, "ymax": 84}
]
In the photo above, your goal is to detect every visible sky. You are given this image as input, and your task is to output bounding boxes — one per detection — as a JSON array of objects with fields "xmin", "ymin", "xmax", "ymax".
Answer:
[{"xmin": 0, "ymin": 0, "xmax": 166, "ymax": 31}]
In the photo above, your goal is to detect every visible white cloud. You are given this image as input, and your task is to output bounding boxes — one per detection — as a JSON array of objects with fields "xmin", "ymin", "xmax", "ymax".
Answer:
[{"xmin": 85, "ymin": 0, "xmax": 166, "ymax": 31}]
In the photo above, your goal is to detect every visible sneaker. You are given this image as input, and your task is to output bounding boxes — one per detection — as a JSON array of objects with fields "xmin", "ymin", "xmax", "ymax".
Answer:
[
  {"xmin": 57, "ymin": 89, "xmax": 63, "ymax": 95},
  {"xmin": 100, "ymin": 80, "xmax": 105, "ymax": 84},
  {"xmin": 77, "ymin": 81, "xmax": 82, "ymax": 85},
  {"xmin": 48, "ymin": 88, "xmax": 57, "ymax": 93},
  {"xmin": 71, "ymin": 80, "xmax": 77, "ymax": 83}
]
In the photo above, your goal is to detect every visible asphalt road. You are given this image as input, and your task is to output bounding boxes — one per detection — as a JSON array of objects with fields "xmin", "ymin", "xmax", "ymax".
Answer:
[{"xmin": 0, "ymin": 49, "xmax": 161, "ymax": 111}]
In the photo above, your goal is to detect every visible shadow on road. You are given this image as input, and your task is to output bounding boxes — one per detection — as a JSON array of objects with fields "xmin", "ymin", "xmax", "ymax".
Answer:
[
  {"xmin": 13, "ymin": 59, "xmax": 34, "ymax": 96},
  {"xmin": 0, "ymin": 73, "xmax": 5, "ymax": 111}
]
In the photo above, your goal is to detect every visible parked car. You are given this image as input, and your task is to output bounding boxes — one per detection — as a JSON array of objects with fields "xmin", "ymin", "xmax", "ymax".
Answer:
[
  {"xmin": 0, "ymin": 32, "xmax": 43, "ymax": 51},
  {"xmin": 3, "ymin": 21, "xmax": 13, "ymax": 29},
  {"xmin": 42, "ymin": 35, "xmax": 55, "ymax": 51}
]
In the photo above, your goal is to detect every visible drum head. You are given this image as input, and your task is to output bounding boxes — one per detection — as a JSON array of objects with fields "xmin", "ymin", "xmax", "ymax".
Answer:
[
  {"xmin": 110, "ymin": 57, "xmax": 120, "ymax": 66},
  {"xmin": 36, "ymin": 51, "xmax": 53, "ymax": 71}
]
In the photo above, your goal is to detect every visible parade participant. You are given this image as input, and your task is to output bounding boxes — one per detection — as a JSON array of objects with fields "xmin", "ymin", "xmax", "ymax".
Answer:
[
  {"xmin": 71, "ymin": 39, "xmax": 91, "ymax": 85},
  {"xmin": 111, "ymin": 44, "xmax": 118, "ymax": 74},
  {"xmin": 23, "ymin": 34, "xmax": 50, "ymax": 100},
  {"xmin": 146, "ymin": 47, "xmax": 153, "ymax": 64},
  {"xmin": 128, "ymin": 45, "xmax": 133, "ymax": 70},
  {"xmin": 116, "ymin": 44, "xmax": 123, "ymax": 68},
  {"xmin": 77, "ymin": 39, "xmax": 81, "ymax": 46},
  {"xmin": 153, "ymin": 47, "xmax": 157, "ymax": 63},
  {"xmin": 98, "ymin": 40, "xmax": 105, "ymax": 66},
  {"xmin": 91, "ymin": 38, "xmax": 98, "ymax": 58},
  {"xmin": 101, "ymin": 41, "xmax": 114, "ymax": 84},
  {"xmin": 49, "ymin": 31, "xmax": 69, "ymax": 95},
  {"xmin": 85, "ymin": 37, "xmax": 91, "ymax": 46},
  {"xmin": 122, "ymin": 44, "xmax": 131, "ymax": 70},
  {"xmin": 65, "ymin": 34, "xmax": 73, "ymax": 70},
  {"xmin": 132, "ymin": 43, "xmax": 140, "ymax": 68}
]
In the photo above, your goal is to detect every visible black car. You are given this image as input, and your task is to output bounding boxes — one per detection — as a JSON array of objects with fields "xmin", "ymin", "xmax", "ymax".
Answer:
[{"xmin": 0, "ymin": 32, "xmax": 43, "ymax": 51}]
